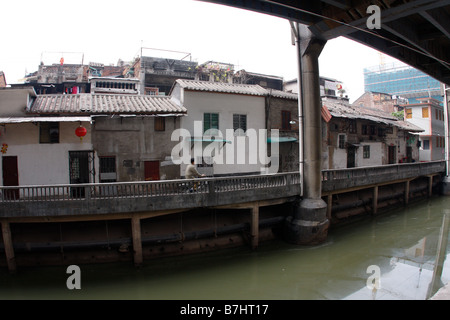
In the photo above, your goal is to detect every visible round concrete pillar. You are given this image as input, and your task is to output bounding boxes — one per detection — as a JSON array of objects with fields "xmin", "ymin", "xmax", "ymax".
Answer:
[
  {"xmin": 441, "ymin": 176, "xmax": 450, "ymax": 196},
  {"xmin": 284, "ymin": 198, "xmax": 329, "ymax": 245}
]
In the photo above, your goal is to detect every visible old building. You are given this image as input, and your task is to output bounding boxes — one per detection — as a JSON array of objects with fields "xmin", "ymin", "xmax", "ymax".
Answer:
[
  {"xmin": 0, "ymin": 87, "xmax": 92, "ymax": 190},
  {"xmin": 28, "ymin": 92, "xmax": 186, "ymax": 183},
  {"xmin": 402, "ymin": 97, "xmax": 445, "ymax": 161},
  {"xmin": 234, "ymin": 70, "xmax": 284, "ymax": 90},
  {"xmin": 265, "ymin": 89, "xmax": 299, "ymax": 172},
  {"xmin": 170, "ymin": 79, "xmax": 272, "ymax": 177},
  {"xmin": 352, "ymin": 91, "xmax": 408, "ymax": 113},
  {"xmin": 284, "ymin": 76, "xmax": 345, "ymax": 99},
  {"xmin": 0, "ymin": 81, "xmax": 186, "ymax": 191},
  {"xmin": 321, "ymin": 97, "xmax": 424, "ymax": 169}
]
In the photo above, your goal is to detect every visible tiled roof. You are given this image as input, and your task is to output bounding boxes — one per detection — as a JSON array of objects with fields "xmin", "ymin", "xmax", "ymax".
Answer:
[
  {"xmin": 28, "ymin": 94, "xmax": 187, "ymax": 115},
  {"xmin": 174, "ymin": 79, "xmax": 268, "ymax": 96},
  {"xmin": 322, "ymin": 97, "xmax": 424, "ymax": 132}
]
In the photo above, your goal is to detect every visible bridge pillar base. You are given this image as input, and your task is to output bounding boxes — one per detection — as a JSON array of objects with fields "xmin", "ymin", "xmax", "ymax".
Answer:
[
  {"xmin": 442, "ymin": 176, "xmax": 450, "ymax": 196},
  {"xmin": 283, "ymin": 198, "xmax": 329, "ymax": 245}
]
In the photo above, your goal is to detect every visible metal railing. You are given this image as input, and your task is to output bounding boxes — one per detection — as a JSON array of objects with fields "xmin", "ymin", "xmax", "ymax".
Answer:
[
  {"xmin": 321, "ymin": 161, "xmax": 445, "ymax": 192},
  {"xmin": 0, "ymin": 172, "xmax": 301, "ymax": 202},
  {"xmin": 0, "ymin": 161, "xmax": 445, "ymax": 217}
]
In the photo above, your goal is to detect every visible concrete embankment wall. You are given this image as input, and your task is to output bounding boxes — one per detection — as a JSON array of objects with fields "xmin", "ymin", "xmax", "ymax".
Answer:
[{"xmin": 0, "ymin": 176, "xmax": 442, "ymax": 268}]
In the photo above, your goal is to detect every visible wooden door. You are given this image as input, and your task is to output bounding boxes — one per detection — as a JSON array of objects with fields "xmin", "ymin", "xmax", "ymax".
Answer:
[
  {"xmin": 347, "ymin": 147, "xmax": 356, "ymax": 168},
  {"xmin": 144, "ymin": 161, "xmax": 160, "ymax": 181},
  {"xmin": 2, "ymin": 156, "xmax": 19, "ymax": 199},
  {"xmin": 388, "ymin": 146, "xmax": 396, "ymax": 164}
]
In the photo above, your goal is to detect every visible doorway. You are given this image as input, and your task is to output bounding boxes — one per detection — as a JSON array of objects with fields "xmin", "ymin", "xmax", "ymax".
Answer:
[
  {"xmin": 69, "ymin": 151, "xmax": 95, "ymax": 197},
  {"xmin": 144, "ymin": 161, "xmax": 160, "ymax": 181},
  {"xmin": 347, "ymin": 146, "xmax": 356, "ymax": 168},
  {"xmin": 388, "ymin": 146, "xmax": 396, "ymax": 164},
  {"xmin": 2, "ymin": 156, "xmax": 19, "ymax": 199}
]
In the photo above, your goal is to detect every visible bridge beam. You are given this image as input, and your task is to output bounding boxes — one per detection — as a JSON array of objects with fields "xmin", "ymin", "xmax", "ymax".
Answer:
[{"xmin": 284, "ymin": 23, "xmax": 330, "ymax": 245}]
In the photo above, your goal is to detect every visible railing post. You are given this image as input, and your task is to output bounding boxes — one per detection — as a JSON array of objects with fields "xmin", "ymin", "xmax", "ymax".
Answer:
[{"xmin": 250, "ymin": 202, "xmax": 259, "ymax": 250}]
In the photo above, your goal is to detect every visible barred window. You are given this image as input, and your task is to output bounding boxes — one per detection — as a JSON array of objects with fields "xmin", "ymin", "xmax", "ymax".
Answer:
[
  {"xmin": 363, "ymin": 145, "xmax": 370, "ymax": 158},
  {"xmin": 233, "ymin": 114, "xmax": 247, "ymax": 135},
  {"xmin": 204, "ymin": 113, "xmax": 219, "ymax": 134}
]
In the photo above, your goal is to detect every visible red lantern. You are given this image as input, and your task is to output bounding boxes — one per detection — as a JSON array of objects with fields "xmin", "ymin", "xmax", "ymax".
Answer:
[{"xmin": 75, "ymin": 126, "xmax": 87, "ymax": 141}]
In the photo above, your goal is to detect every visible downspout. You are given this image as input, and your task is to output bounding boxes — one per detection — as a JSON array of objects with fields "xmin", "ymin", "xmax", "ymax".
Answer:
[
  {"xmin": 441, "ymin": 83, "xmax": 450, "ymax": 195},
  {"xmin": 290, "ymin": 20, "xmax": 304, "ymax": 197},
  {"xmin": 443, "ymin": 84, "xmax": 449, "ymax": 177}
]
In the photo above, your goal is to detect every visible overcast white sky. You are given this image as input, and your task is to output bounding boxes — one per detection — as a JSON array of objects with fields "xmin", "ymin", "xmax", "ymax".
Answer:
[{"xmin": 1, "ymin": 0, "xmax": 402, "ymax": 102}]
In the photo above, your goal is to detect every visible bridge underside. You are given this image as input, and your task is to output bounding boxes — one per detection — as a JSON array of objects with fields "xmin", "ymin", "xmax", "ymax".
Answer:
[{"xmin": 202, "ymin": 0, "xmax": 450, "ymax": 86}]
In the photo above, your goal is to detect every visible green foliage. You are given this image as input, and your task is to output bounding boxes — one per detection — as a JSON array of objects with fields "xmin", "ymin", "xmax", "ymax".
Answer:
[{"xmin": 392, "ymin": 110, "xmax": 404, "ymax": 120}]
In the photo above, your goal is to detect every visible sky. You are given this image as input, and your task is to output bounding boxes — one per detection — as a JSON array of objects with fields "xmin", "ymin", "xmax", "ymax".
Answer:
[{"xmin": 0, "ymin": 0, "xmax": 402, "ymax": 103}]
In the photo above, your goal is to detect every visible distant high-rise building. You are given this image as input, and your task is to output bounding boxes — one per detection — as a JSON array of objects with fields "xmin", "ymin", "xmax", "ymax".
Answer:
[{"xmin": 364, "ymin": 62, "xmax": 442, "ymax": 104}]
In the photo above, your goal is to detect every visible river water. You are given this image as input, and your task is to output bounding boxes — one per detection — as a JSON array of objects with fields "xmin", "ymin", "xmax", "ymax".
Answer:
[{"xmin": 1, "ymin": 195, "xmax": 449, "ymax": 301}]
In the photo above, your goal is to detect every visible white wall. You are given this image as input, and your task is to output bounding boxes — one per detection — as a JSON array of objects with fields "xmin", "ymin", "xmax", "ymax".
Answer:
[
  {"xmin": 0, "ymin": 121, "xmax": 93, "ymax": 186},
  {"xmin": 356, "ymin": 142, "xmax": 383, "ymax": 167},
  {"xmin": 176, "ymin": 90, "xmax": 268, "ymax": 176}
]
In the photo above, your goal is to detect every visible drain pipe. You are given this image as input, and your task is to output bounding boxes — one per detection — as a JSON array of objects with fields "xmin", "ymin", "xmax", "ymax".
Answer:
[
  {"xmin": 442, "ymin": 84, "xmax": 450, "ymax": 195},
  {"xmin": 290, "ymin": 20, "xmax": 304, "ymax": 197},
  {"xmin": 4, "ymin": 217, "xmax": 286, "ymax": 253}
]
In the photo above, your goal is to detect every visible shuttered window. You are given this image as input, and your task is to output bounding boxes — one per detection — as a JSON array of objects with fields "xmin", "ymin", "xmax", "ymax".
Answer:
[
  {"xmin": 204, "ymin": 113, "xmax": 219, "ymax": 134},
  {"xmin": 233, "ymin": 114, "xmax": 247, "ymax": 135}
]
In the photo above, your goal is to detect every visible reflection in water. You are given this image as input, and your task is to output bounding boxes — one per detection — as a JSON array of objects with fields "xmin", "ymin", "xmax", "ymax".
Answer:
[{"xmin": 0, "ymin": 196, "xmax": 449, "ymax": 300}]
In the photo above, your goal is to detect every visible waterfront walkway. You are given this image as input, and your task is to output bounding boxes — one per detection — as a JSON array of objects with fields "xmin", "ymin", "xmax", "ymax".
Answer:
[{"xmin": 0, "ymin": 161, "xmax": 445, "ymax": 219}]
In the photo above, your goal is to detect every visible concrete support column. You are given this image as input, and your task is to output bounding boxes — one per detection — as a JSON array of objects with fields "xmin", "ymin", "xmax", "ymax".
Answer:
[
  {"xmin": 372, "ymin": 186, "xmax": 379, "ymax": 214},
  {"xmin": 441, "ymin": 84, "xmax": 450, "ymax": 195},
  {"xmin": 429, "ymin": 176, "xmax": 433, "ymax": 197},
  {"xmin": 131, "ymin": 216, "xmax": 143, "ymax": 266},
  {"xmin": 1, "ymin": 221, "xmax": 17, "ymax": 274},
  {"xmin": 284, "ymin": 23, "xmax": 329, "ymax": 245},
  {"xmin": 250, "ymin": 203, "xmax": 259, "ymax": 250},
  {"xmin": 405, "ymin": 180, "xmax": 410, "ymax": 205},
  {"xmin": 326, "ymin": 194, "xmax": 333, "ymax": 220}
]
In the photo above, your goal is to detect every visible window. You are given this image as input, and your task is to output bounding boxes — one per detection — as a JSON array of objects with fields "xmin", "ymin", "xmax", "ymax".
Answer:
[
  {"xmin": 39, "ymin": 122, "xmax": 59, "ymax": 143},
  {"xmin": 281, "ymin": 110, "xmax": 291, "ymax": 130},
  {"xmin": 422, "ymin": 107, "xmax": 429, "ymax": 118},
  {"xmin": 405, "ymin": 108, "xmax": 412, "ymax": 119},
  {"xmin": 348, "ymin": 120, "xmax": 357, "ymax": 133},
  {"xmin": 338, "ymin": 134, "xmax": 346, "ymax": 149},
  {"xmin": 369, "ymin": 125, "xmax": 377, "ymax": 135},
  {"xmin": 362, "ymin": 124, "xmax": 368, "ymax": 135},
  {"xmin": 436, "ymin": 109, "xmax": 439, "ymax": 120},
  {"xmin": 422, "ymin": 139, "xmax": 430, "ymax": 150},
  {"xmin": 99, "ymin": 156, "xmax": 117, "ymax": 183},
  {"xmin": 437, "ymin": 136, "xmax": 445, "ymax": 148},
  {"xmin": 363, "ymin": 145, "xmax": 370, "ymax": 158},
  {"xmin": 203, "ymin": 113, "xmax": 219, "ymax": 134},
  {"xmin": 155, "ymin": 117, "xmax": 165, "ymax": 131},
  {"xmin": 233, "ymin": 114, "xmax": 247, "ymax": 135}
]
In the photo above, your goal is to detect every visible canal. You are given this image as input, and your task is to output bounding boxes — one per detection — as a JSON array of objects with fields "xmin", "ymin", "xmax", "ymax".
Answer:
[{"xmin": 0, "ymin": 195, "xmax": 449, "ymax": 301}]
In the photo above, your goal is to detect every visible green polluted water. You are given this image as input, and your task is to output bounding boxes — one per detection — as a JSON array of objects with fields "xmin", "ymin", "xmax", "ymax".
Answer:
[{"xmin": 1, "ymin": 196, "xmax": 449, "ymax": 300}]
